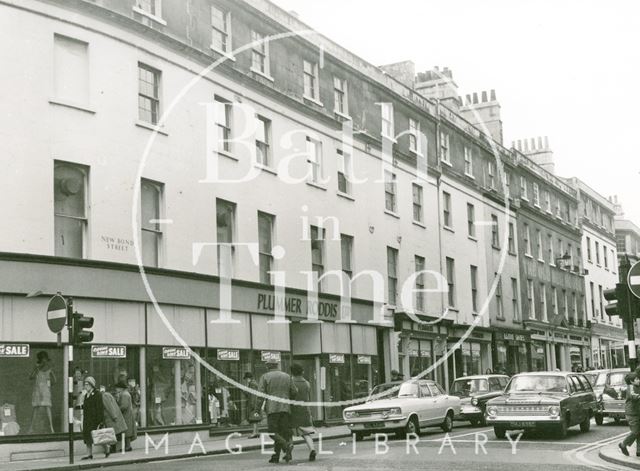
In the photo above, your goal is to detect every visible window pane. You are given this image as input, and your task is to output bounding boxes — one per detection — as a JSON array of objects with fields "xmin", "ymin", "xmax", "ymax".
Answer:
[
  {"xmin": 55, "ymin": 215, "xmax": 84, "ymax": 258},
  {"xmin": 141, "ymin": 230, "xmax": 159, "ymax": 267}
]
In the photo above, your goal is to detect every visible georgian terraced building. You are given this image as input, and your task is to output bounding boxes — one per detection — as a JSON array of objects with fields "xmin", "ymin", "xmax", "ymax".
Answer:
[{"xmin": 0, "ymin": 0, "xmax": 624, "ymax": 451}]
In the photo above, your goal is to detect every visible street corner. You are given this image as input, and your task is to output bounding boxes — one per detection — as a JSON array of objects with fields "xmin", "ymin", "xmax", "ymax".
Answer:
[{"xmin": 599, "ymin": 443, "xmax": 640, "ymax": 470}]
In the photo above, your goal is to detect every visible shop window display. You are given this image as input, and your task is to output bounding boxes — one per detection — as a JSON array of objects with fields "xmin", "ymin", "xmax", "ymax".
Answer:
[
  {"xmin": 0, "ymin": 345, "xmax": 63, "ymax": 436},
  {"xmin": 146, "ymin": 347, "xmax": 201, "ymax": 427},
  {"xmin": 530, "ymin": 342, "xmax": 547, "ymax": 371},
  {"xmin": 203, "ymin": 349, "xmax": 252, "ymax": 428},
  {"xmin": 408, "ymin": 340, "xmax": 433, "ymax": 379},
  {"xmin": 351, "ymin": 355, "xmax": 379, "ymax": 399},
  {"xmin": 322, "ymin": 354, "xmax": 352, "ymax": 422}
]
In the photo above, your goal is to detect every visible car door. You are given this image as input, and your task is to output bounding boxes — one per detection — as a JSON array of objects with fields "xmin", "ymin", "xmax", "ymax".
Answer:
[
  {"xmin": 566, "ymin": 376, "xmax": 583, "ymax": 425},
  {"xmin": 428, "ymin": 382, "xmax": 447, "ymax": 422},
  {"xmin": 573, "ymin": 375, "xmax": 593, "ymax": 422},
  {"xmin": 418, "ymin": 381, "xmax": 434, "ymax": 425}
]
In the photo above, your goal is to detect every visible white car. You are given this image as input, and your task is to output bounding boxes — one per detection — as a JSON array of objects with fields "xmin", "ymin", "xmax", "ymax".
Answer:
[{"xmin": 343, "ymin": 379, "xmax": 461, "ymax": 440}]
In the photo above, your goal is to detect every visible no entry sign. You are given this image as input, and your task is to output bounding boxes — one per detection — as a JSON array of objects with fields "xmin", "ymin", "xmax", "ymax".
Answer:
[
  {"xmin": 47, "ymin": 294, "xmax": 68, "ymax": 333},
  {"xmin": 629, "ymin": 261, "xmax": 640, "ymax": 300}
]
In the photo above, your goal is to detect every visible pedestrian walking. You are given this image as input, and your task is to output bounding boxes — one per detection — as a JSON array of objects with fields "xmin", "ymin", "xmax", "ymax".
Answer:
[
  {"xmin": 114, "ymin": 381, "xmax": 136, "ymax": 451},
  {"xmin": 102, "ymin": 386, "xmax": 127, "ymax": 454},
  {"xmin": 258, "ymin": 360, "xmax": 297, "ymax": 464},
  {"xmin": 290, "ymin": 364, "xmax": 317, "ymax": 462},
  {"xmin": 244, "ymin": 372, "xmax": 260, "ymax": 438},
  {"xmin": 619, "ymin": 373, "xmax": 640, "ymax": 456},
  {"xmin": 81, "ymin": 376, "xmax": 109, "ymax": 460}
]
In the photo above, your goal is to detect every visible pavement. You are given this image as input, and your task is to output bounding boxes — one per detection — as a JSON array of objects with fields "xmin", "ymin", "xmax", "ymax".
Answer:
[
  {"xmin": 1, "ymin": 425, "xmax": 352, "ymax": 471},
  {"xmin": 599, "ymin": 443, "xmax": 640, "ymax": 469}
]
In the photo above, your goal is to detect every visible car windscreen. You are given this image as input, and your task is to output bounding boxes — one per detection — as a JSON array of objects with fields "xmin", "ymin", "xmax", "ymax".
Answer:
[
  {"xmin": 595, "ymin": 373, "xmax": 607, "ymax": 387},
  {"xmin": 506, "ymin": 375, "xmax": 568, "ymax": 393},
  {"xmin": 450, "ymin": 379, "xmax": 489, "ymax": 397},
  {"xmin": 398, "ymin": 382, "xmax": 419, "ymax": 397},
  {"xmin": 367, "ymin": 383, "xmax": 399, "ymax": 400}
]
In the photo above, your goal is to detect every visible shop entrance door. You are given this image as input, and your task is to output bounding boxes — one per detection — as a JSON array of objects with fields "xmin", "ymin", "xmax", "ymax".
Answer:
[
  {"xmin": 292, "ymin": 356, "xmax": 322, "ymax": 422},
  {"xmin": 322, "ymin": 357, "xmax": 352, "ymax": 422}
]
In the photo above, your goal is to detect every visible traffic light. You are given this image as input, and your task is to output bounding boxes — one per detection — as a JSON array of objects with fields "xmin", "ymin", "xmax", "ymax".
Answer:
[
  {"xmin": 72, "ymin": 312, "xmax": 94, "ymax": 344},
  {"xmin": 604, "ymin": 283, "xmax": 629, "ymax": 322}
]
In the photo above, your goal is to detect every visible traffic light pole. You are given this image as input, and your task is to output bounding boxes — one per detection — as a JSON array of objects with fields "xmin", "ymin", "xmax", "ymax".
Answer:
[
  {"xmin": 67, "ymin": 297, "xmax": 74, "ymax": 465},
  {"xmin": 620, "ymin": 257, "xmax": 637, "ymax": 371}
]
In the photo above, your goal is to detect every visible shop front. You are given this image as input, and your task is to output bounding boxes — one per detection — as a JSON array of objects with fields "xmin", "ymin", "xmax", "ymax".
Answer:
[
  {"xmin": 590, "ymin": 323, "xmax": 627, "ymax": 370},
  {"xmin": 0, "ymin": 256, "xmax": 391, "ymax": 441},
  {"xmin": 447, "ymin": 328, "xmax": 492, "ymax": 381},
  {"xmin": 393, "ymin": 313, "xmax": 450, "ymax": 387},
  {"xmin": 492, "ymin": 329, "xmax": 531, "ymax": 375}
]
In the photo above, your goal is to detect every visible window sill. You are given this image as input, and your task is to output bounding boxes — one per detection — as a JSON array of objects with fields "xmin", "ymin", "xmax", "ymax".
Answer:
[
  {"xmin": 447, "ymin": 307, "xmax": 459, "ymax": 313},
  {"xmin": 250, "ymin": 68, "xmax": 274, "ymax": 82},
  {"xmin": 464, "ymin": 173, "xmax": 475, "ymax": 180},
  {"xmin": 384, "ymin": 210, "xmax": 400, "ymax": 219},
  {"xmin": 216, "ymin": 150, "xmax": 238, "ymax": 161},
  {"xmin": 524, "ymin": 253, "xmax": 533, "ymax": 259},
  {"xmin": 334, "ymin": 110, "xmax": 352, "ymax": 121},
  {"xmin": 303, "ymin": 95, "xmax": 324, "ymax": 107},
  {"xmin": 537, "ymin": 258, "xmax": 545, "ymax": 264},
  {"xmin": 209, "ymin": 45, "xmax": 236, "ymax": 62},
  {"xmin": 441, "ymin": 159, "xmax": 453, "ymax": 167},
  {"xmin": 534, "ymin": 204, "xmax": 541, "ymax": 209},
  {"xmin": 412, "ymin": 220, "xmax": 426, "ymax": 229},
  {"xmin": 336, "ymin": 191, "xmax": 355, "ymax": 201},
  {"xmin": 254, "ymin": 163, "xmax": 277, "ymax": 175},
  {"xmin": 381, "ymin": 134, "xmax": 398, "ymax": 144},
  {"xmin": 306, "ymin": 181, "xmax": 327, "ymax": 191},
  {"xmin": 135, "ymin": 120, "xmax": 168, "ymax": 136},
  {"xmin": 508, "ymin": 251, "xmax": 517, "ymax": 257},
  {"xmin": 443, "ymin": 225, "xmax": 455, "ymax": 234},
  {"xmin": 495, "ymin": 316, "xmax": 506, "ymax": 322},
  {"xmin": 132, "ymin": 6, "xmax": 167, "ymax": 25},
  {"xmin": 49, "ymin": 98, "xmax": 96, "ymax": 114},
  {"xmin": 468, "ymin": 235, "xmax": 478, "ymax": 242},
  {"xmin": 492, "ymin": 245, "xmax": 501, "ymax": 251}
]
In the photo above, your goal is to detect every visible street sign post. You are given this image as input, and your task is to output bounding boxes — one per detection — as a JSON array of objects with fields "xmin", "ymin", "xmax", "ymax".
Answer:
[
  {"xmin": 46, "ymin": 294, "xmax": 67, "ymax": 334},
  {"xmin": 628, "ymin": 261, "xmax": 640, "ymax": 300}
]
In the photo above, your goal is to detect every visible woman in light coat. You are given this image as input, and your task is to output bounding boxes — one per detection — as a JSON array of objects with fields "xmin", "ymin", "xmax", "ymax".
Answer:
[
  {"xmin": 115, "ymin": 381, "xmax": 136, "ymax": 451},
  {"xmin": 102, "ymin": 387, "xmax": 127, "ymax": 453}
]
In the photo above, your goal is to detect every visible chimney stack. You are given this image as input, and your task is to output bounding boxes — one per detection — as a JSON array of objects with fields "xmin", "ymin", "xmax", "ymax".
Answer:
[
  {"xmin": 514, "ymin": 136, "xmax": 555, "ymax": 174},
  {"xmin": 414, "ymin": 66, "xmax": 461, "ymax": 111},
  {"xmin": 459, "ymin": 88, "xmax": 503, "ymax": 144}
]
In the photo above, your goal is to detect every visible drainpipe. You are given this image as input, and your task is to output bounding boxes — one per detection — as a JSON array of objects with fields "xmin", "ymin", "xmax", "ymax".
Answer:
[{"xmin": 434, "ymin": 100, "xmax": 449, "ymax": 391}]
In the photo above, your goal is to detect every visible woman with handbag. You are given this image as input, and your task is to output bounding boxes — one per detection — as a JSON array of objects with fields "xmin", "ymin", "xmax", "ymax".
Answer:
[
  {"xmin": 290, "ymin": 364, "xmax": 316, "ymax": 462},
  {"xmin": 81, "ymin": 376, "xmax": 110, "ymax": 460}
]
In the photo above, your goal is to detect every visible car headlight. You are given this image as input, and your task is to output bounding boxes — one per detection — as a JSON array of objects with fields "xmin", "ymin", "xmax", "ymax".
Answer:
[
  {"xmin": 471, "ymin": 397, "xmax": 478, "ymax": 406},
  {"xmin": 344, "ymin": 411, "xmax": 356, "ymax": 419},
  {"xmin": 548, "ymin": 406, "xmax": 560, "ymax": 417},
  {"xmin": 487, "ymin": 406, "xmax": 498, "ymax": 417},
  {"xmin": 388, "ymin": 407, "xmax": 402, "ymax": 416}
]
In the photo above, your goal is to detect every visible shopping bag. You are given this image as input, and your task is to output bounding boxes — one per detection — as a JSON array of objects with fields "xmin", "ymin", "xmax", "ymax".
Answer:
[
  {"xmin": 248, "ymin": 410, "xmax": 262, "ymax": 424},
  {"xmin": 91, "ymin": 426, "xmax": 117, "ymax": 446}
]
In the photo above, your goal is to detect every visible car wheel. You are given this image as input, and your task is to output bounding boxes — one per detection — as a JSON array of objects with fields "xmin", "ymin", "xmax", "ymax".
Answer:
[
  {"xmin": 494, "ymin": 426, "xmax": 506, "ymax": 439},
  {"xmin": 580, "ymin": 414, "xmax": 591, "ymax": 433},
  {"xmin": 405, "ymin": 416, "xmax": 420, "ymax": 436},
  {"xmin": 556, "ymin": 416, "xmax": 569, "ymax": 439},
  {"xmin": 595, "ymin": 414, "xmax": 604, "ymax": 426},
  {"xmin": 354, "ymin": 431, "xmax": 366, "ymax": 442},
  {"xmin": 441, "ymin": 412, "xmax": 454, "ymax": 433}
]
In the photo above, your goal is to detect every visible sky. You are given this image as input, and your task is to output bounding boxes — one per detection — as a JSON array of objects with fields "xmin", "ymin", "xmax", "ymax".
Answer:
[{"xmin": 272, "ymin": 0, "xmax": 640, "ymax": 224}]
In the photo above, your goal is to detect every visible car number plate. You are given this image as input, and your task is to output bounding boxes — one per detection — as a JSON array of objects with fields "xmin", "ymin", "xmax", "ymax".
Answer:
[
  {"xmin": 509, "ymin": 421, "xmax": 536, "ymax": 428},
  {"xmin": 364, "ymin": 422, "xmax": 384, "ymax": 429}
]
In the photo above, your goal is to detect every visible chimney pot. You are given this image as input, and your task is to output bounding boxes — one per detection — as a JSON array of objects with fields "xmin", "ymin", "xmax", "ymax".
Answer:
[
  {"xmin": 473, "ymin": 92, "xmax": 478, "ymax": 104},
  {"xmin": 490, "ymin": 89, "xmax": 496, "ymax": 100},
  {"xmin": 481, "ymin": 91, "xmax": 488, "ymax": 102}
]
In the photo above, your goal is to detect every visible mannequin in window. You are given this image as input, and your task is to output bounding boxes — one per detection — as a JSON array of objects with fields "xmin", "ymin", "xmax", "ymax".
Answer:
[
  {"xmin": 180, "ymin": 363, "xmax": 197, "ymax": 424},
  {"xmin": 29, "ymin": 351, "xmax": 56, "ymax": 433}
]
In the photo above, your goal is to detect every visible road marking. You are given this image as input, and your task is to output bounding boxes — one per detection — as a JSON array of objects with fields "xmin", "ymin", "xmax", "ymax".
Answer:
[{"xmin": 564, "ymin": 431, "xmax": 629, "ymax": 471}]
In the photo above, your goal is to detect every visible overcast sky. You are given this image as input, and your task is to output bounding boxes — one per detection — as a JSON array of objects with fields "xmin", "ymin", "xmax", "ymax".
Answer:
[{"xmin": 273, "ymin": 0, "xmax": 640, "ymax": 225}]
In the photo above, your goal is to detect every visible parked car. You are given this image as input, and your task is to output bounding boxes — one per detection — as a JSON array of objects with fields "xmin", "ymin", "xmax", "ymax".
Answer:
[
  {"xmin": 485, "ymin": 371, "xmax": 597, "ymax": 438},
  {"xmin": 450, "ymin": 374, "xmax": 509, "ymax": 426},
  {"xmin": 593, "ymin": 367, "xmax": 630, "ymax": 425},
  {"xmin": 343, "ymin": 379, "xmax": 460, "ymax": 440}
]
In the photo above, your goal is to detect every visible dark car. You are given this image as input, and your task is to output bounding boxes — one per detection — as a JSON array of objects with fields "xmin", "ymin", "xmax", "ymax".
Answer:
[
  {"xmin": 593, "ymin": 368, "xmax": 630, "ymax": 425},
  {"xmin": 450, "ymin": 375, "xmax": 509, "ymax": 426},
  {"xmin": 486, "ymin": 371, "xmax": 597, "ymax": 439}
]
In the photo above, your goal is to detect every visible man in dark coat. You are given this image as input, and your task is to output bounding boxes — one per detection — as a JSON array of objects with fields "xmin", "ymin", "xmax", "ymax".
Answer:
[
  {"xmin": 619, "ymin": 372, "xmax": 640, "ymax": 456},
  {"xmin": 258, "ymin": 361, "xmax": 297, "ymax": 464},
  {"xmin": 82, "ymin": 376, "xmax": 109, "ymax": 460}
]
